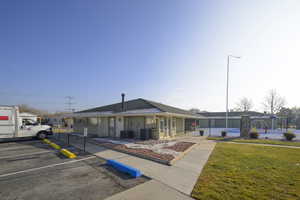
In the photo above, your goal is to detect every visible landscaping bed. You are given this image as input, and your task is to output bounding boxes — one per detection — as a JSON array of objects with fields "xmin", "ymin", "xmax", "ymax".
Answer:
[
  {"xmin": 91, "ymin": 138, "xmax": 196, "ymax": 165},
  {"xmin": 192, "ymin": 143, "xmax": 300, "ymax": 200}
]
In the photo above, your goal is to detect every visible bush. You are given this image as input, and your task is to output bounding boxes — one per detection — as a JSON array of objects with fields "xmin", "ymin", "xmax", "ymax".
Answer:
[
  {"xmin": 249, "ymin": 128, "xmax": 259, "ymax": 139},
  {"xmin": 283, "ymin": 131, "xmax": 296, "ymax": 141},
  {"xmin": 221, "ymin": 131, "xmax": 227, "ymax": 137}
]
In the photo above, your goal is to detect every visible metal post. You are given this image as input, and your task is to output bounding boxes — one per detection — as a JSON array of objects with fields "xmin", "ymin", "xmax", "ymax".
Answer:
[
  {"xmin": 209, "ymin": 119, "xmax": 211, "ymax": 137},
  {"xmin": 226, "ymin": 56, "xmax": 229, "ymax": 129},
  {"xmin": 83, "ymin": 136, "xmax": 86, "ymax": 152},
  {"xmin": 83, "ymin": 127, "xmax": 88, "ymax": 152},
  {"xmin": 67, "ymin": 134, "xmax": 70, "ymax": 145},
  {"xmin": 226, "ymin": 55, "xmax": 241, "ymax": 130}
]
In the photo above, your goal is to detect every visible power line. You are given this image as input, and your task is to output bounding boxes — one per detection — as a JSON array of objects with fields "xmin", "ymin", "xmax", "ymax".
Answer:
[{"xmin": 65, "ymin": 96, "xmax": 75, "ymax": 112}]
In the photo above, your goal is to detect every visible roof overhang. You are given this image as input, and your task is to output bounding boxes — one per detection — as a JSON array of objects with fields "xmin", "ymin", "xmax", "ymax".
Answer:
[{"xmin": 66, "ymin": 108, "xmax": 203, "ymax": 119}]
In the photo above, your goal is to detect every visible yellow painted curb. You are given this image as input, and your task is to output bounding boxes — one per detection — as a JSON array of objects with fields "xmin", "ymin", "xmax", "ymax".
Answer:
[
  {"xmin": 60, "ymin": 148, "xmax": 77, "ymax": 159},
  {"xmin": 43, "ymin": 139, "xmax": 61, "ymax": 150},
  {"xmin": 49, "ymin": 142, "xmax": 61, "ymax": 150},
  {"xmin": 43, "ymin": 139, "xmax": 51, "ymax": 144}
]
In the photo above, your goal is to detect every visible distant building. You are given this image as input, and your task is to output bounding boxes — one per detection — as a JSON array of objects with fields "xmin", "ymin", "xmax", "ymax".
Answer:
[{"xmin": 197, "ymin": 111, "xmax": 276, "ymax": 129}]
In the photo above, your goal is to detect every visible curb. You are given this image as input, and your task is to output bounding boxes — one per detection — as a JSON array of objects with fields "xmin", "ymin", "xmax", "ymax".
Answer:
[
  {"xmin": 49, "ymin": 142, "xmax": 61, "ymax": 150},
  {"xmin": 43, "ymin": 139, "xmax": 61, "ymax": 150},
  {"xmin": 42, "ymin": 139, "xmax": 77, "ymax": 158},
  {"xmin": 60, "ymin": 148, "xmax": 77, "ymax": 159},
  {"xmin": 43, "ymin": 139, "xmax": 51, "ymax": 144}
]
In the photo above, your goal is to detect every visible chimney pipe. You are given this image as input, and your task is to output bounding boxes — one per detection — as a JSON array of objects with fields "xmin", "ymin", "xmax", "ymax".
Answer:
[{"xmin": 121, "ymin": 93, "xmax": 125, "ymax": 111}]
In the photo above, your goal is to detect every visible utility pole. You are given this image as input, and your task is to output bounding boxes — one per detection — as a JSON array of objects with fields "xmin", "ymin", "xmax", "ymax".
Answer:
[
  {"xmin": 65, "ymin": 96, "xmax": 75, "ymax": 112},
  {"xmin": 226, "ymin": 55, "xmax": 241, "ymax": 129}
]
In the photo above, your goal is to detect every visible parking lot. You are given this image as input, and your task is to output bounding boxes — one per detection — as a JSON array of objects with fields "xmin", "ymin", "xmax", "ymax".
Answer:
[{"xmin": 0, "ymin": 139, "xmax": 149, "ymax": 200}]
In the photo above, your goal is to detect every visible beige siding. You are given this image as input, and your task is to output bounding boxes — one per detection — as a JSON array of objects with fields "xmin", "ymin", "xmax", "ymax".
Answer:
[
  {"xmin": 98, "ymin": 117, "xmax": 109, "ymax": 137},
  {"xmin": 73, "ymin": 117, "xmax": 87, "ymax": 133},
  {"xmin": 73, "ymin": 117, "xmax": 109, "ymax": 137},
  {"xmin": 124, "ymin": 116, "xmax": 145, "ymax": 139},
  {"xmin": 176, "ymin": 118, "xmax": 185, "ymax": 135}
]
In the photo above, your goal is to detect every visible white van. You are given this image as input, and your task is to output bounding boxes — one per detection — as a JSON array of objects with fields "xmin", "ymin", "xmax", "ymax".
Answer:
[{"xmin": 0, "ymin": 105, "xmax": 52, "ymax": 140}]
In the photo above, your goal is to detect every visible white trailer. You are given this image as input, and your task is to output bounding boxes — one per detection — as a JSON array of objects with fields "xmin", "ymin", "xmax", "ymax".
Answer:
[{"xmin": 0, "ymin": 106, "xmax": 52, "ymax": 140}]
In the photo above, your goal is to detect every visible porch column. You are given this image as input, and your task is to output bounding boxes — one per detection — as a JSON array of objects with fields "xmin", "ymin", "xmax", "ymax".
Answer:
[
  {"xmin": 169, "ymin": 116, "xmax": 172, "ymax": 137},
  {"xmin": 182, "ymin": 118, "xmax": 185, "ymax": 134},
  {"xmin": 166, "ymin": 116, "xmax": 169, "ymax": 137}
]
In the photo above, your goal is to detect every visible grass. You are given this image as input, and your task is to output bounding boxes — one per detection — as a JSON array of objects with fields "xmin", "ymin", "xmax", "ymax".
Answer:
[
  {"xmin": 207, "ymin": 137, "xmax": 228, "ymax": 141},
  {"xmin": 232, "ymin": 139, "xmax": 300, "ymax": 147},
  {"xmin": 207, "ymin": 137, "xmax": 300, "ymax": 147},
  {"xmin": 192, "ymin": 143, "xmax": 300, "ymax": 200}
]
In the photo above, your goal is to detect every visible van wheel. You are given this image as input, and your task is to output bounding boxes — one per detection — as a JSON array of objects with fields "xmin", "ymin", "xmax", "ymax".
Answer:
[{"xmin": 37, "ymin": 132, "xmax": 47, "ymax": 140}]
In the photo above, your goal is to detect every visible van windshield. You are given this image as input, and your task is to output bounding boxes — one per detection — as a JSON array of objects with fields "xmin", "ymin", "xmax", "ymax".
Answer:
[{"xmin": 23, "ymin": 119, "xmax": 38, "ymax": 126}]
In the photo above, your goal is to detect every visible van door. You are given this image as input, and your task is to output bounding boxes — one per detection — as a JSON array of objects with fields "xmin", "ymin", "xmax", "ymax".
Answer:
[{"xmin": 19, "ymin": 119, "xmax": 39, "ymax": 137}]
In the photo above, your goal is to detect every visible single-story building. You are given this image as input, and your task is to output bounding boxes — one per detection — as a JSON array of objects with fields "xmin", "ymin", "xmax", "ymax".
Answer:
[
  {"xmin": 197, "ymin": 111, "xmax": 277, "ymax": 129},
  {"xmin": 72, "ymin": 97, "xmax": 202, "ymax": 139}
]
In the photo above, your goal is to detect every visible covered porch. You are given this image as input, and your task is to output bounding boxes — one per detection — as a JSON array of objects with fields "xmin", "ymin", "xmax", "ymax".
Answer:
[{"xmin": 72, "ymin": 113, "xmax": 200, "ymax": 140}]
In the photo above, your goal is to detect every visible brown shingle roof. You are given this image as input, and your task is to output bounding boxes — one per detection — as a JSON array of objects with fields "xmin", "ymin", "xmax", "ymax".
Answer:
[{"xmin": 77, "ymin": 98, "xmax": 197, "ymax": 117}]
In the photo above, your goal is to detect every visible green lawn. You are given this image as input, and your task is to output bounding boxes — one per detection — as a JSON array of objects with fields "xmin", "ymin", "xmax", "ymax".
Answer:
[
  {"xmin": 206, "ymin": 137, "xmax": 227, "ymax": 141},
  {"xmin": 207, "ymin": 137, "xmax": 300, "ymax": 147},
  {"xmin": 231, "ymin": 139, "xmax": 300, "ymax": 147},
  {"xmin": 192, "ymin": 143, "xmax": 300, "ymax": 200}
]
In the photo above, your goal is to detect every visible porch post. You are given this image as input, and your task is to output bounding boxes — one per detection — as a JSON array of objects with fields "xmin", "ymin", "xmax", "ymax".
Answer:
[
  {"xmin": 182, "ymin": 118, "xmax": 185, "ymax": 134},
  {"xmin": 166, "ymin": 116, "xmax": 169, "ymax": 137},
  {"xmin": 169, "ymin": 116, "xmax": 173, "ymax": 137}
]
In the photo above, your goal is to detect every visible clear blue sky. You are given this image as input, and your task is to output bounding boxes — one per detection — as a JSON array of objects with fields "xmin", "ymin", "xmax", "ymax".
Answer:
[{"xmin": 1, "ymin": 0, "xmax": 299, "ymax": 112}]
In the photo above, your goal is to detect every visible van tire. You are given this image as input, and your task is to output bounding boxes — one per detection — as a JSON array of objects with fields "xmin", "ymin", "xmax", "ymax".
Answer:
[{"xmin": 37, "ymin": 132, "xmax": 47, "ymax": 140}]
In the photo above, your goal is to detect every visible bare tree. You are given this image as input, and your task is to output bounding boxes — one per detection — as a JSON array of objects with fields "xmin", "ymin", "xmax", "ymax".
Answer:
[
  {"xmin": 235, "ymin": 97, "xmax": 253, "ymax": 112},
  {"xmin": 18, "ymin": 104, "xmax": 48, "ymax": 116},
  {"xmin": 262, "ymin": 89, "xmax": 286, "ymax": 114}
]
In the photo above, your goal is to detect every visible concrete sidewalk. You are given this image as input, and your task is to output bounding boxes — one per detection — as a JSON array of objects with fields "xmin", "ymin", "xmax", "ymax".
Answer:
[
  {"xmin": 105, "ymin": 180, "xmax": 193, "ymax": 200},
  {"xmin": 63, "ymin": 137, "xmax": 216, "ymax": 199}
]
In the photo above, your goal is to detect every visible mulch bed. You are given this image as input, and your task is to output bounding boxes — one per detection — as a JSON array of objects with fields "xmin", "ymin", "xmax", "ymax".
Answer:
[
  {"xmin": 135, "ymin": 140, "xmax": 176, "ymax": 145},
  {"xmin": 164, "ymin": 142, "xmax": 195, "ymax": 152},
  {"xmin": 91, "ymin": 139, "xmax": 196, "ymax": 165}
]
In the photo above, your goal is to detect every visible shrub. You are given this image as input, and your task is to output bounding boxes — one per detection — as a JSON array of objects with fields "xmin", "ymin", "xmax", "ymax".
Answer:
[
  {"xmin": 249, "ymin": 128, "xmax": 259, "ymax": 139},
  {"xmin": 283, "ymin": 131, "xmax": 296, "ymax": 141},
  {"xmin": 221, "ymin": 131, "xmax": 227, "ymax": 137}
]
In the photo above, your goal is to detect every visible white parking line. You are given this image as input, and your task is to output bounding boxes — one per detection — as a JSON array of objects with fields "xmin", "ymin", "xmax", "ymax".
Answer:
[
  {"xmin": 0, "ymin": 145, "xmax": 45, "ymax": 152},
  {"xmin": 0, "ymin": 150, "xmax": 53, "ymax": 160},
  {"xmin": 0, "ymin": 156, "xmax": 95, "ymax": 178}
]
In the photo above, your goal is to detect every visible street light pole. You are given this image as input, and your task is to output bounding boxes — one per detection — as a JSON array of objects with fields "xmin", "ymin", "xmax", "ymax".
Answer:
[{"xmin": 226, "ymin": 55, "xmax": 241, "ymax": 130}]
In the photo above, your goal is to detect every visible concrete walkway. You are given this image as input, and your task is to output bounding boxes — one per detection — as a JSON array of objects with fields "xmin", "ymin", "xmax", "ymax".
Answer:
[{"xmin": 64, "ymin": 137, "xmax": 216, "ymax": 199}]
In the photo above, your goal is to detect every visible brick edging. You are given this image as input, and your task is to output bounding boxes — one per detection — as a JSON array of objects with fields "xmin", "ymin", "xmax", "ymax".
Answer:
[{"xmin": 88, "ymin": 140, "xmax": 198, "ymax": 165}]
